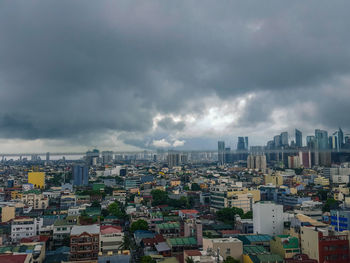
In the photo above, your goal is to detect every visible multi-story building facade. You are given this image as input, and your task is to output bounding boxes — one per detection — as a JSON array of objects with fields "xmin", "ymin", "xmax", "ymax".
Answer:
[
  {"xmin": 70, "ymin": 225, "xmax": 100, "ymax": 261},
  {"xmin": 21, "ymin": 191, "xmax": 49, "ymax": 210},
  {"xmin": 300, "ymin": 226, "xmax": 349, "ymax": 263},
  {"xmin": 210, "ymin": 186, "xmax": 255, "ymax": 212},
  {"xmin": 253, "ymin": 201, "xmax": 284, "ymax": 236},
  {"xmin": 11, "ymin": 217, "xmax": 43, "ymax": 242},
  {"xmin": 100, "ymin": 225, "xmax": 124, "ymax": 255},
  {"xmin": 53, "ymin": 215, "xmax": 79, "ymax": 246}
]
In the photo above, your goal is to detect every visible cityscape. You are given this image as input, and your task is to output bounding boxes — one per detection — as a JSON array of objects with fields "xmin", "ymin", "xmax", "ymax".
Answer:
[{"xmin": 2, "ymin": 1, "xmax": 350, "ymax": 263}]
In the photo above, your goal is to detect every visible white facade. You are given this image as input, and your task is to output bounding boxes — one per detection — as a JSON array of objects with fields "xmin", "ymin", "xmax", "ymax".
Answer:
[
  {"xmin": 11, "ymin": 217, "xmax": 43, "ymax": 242},
  {"xmin": 253, "ymin": 202, "xmax": 284, "ymax": 236}
]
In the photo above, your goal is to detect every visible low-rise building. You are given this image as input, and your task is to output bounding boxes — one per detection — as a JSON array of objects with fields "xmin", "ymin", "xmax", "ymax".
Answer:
[
  {"xmin": 270, "ymin": 235, "xmax": 300, "ymax": 259},
  {"xmin": 203, "ymin": 237, "xmax": 243, "ymax": 261},
  {"xmin": 100, "ymin": 225, "xmax": 124, "ymax": 255}
]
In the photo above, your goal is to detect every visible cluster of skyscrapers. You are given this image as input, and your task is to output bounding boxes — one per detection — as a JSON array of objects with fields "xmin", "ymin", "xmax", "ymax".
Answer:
[{"xmin": 218, "ymin": 127, "xmax": 350, "ymax": 168}]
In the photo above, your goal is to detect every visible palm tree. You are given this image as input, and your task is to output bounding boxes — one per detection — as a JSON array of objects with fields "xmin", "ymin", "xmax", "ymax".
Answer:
[
  {"xmin": 119, "ymin": 235, "xmax": 133, "ymax": 250},
  {"xmin": 185, "ymin": 257, "xmax": 195, "ymax": 263}
]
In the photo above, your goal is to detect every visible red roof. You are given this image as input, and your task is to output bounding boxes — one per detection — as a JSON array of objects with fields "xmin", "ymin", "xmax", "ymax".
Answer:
[
  {"xmin": 21, "ymin": 235, "xmax": 49, "ymax": 243},
  {"xmin": 142, "ymin": 234, "xmax": 165, "ymax": 246},
  {"xmin": 180, "ymin": 209, "xmax": 199, "ymax": 214},
  {"xmin": 0, "ymin": 255, "xmax": 28, "ymax": 263},
  {"xmin": 184, "ymin": 250, "xmax": 202, "ymax": 256},
  {"xmin": 100, "ymin": 225, "xmax": 122, "ymax": 234}
]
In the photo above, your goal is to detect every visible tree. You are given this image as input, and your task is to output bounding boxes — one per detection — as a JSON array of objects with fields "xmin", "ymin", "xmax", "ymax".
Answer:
[
  {"xmin": 216, "ymin": 207, "xmax": 244, "ymax": 226},
  {"xmin": 223, "ymin": 256, "xmax": 240, "ymax": 263},
  {"xmin": 151, "ymin": 189, "xmax": 168, "ymax": 206},
  {"xmin": 91, "ymin": 200, "xmax": 101, "ymax": 208},
  {"xmin": 317, "ymin": 189, "xmax": 328, "ymax": 201},
  {"xmin": 140, "ymin": 256, "xmax": 156, "ymax": 263},
  {"xmin": 242, "ymin": 210, "xmax": 253, "ymax": 219},
  {"xmin": 130, "ymin": 219, "xmax": 149, "ymax": 232},
  {"xmin": 119, "ymin": 235, "xmax": 133, "ymax": 250},
  {"xmin": 323, "ymin": 198, "xmax": 339, "ymax": 212},
  {"xmin": 108, "ymin": 201, "xmax": 126, "ymax": 218},
  {"xmin": 191, "ymin": 183, "xmax": 201, "ymax": 191},
  {"xmin": 185, "ymin": 257, "xmax": 195, "ymax": 263}
]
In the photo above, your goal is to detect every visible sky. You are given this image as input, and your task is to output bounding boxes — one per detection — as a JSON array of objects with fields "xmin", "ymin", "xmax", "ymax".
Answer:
[{"xmin": 0, "ymin": 1, "xmax": 350, "ymax": 153}]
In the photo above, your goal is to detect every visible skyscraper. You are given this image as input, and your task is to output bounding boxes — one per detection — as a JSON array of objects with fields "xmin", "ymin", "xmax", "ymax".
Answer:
[
  {"xmin": 73, "ymin": 165, "xmax": 89, "ymax": 186},
  {"xmin": 237, "ymin": 137, "xmax": 245, "ymax": 151},
  {"xmin": 274, "ymin": 135, "xmax": 281, "ymax": 148},
  {"xmin": 244, "ymin": 137, "xmax": 249, "ymax": 150},
  {"xmin": 339, "ymin": 127, "xmax": 344, "ymax": 149},
  {"xmin": 306, "ymin": 136, "xmax": 315, "ymax": 149},
  {"xmin": 218, "ymin": 141, "xmax": 225, "ymax": 165},
  {"xmin": 295, "ymin": 129, "xmax": 302, "ymax": 148},
  {"xmin": 315, "ymin": 129, "xmax": 328, "ymax": 150},
  {"xmin": 280, "ymin": 132, "xmax": 289, "ymax": 146}
]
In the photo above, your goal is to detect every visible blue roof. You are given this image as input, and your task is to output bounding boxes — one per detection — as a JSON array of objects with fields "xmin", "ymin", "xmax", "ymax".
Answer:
[
  {"xmin": 134, "ymin": 230, "xmax": 155, "ymax": 239},
  {"xmin": 141, "ymin": 175, "xmax": 154, "ymax": 183}
]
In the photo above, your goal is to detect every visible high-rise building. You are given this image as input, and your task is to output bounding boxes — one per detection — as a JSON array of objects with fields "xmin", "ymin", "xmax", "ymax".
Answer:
[
  {"xmin": 253, "ymin": 202, "xmax": 284, "ymax": 236},
  {"xmin": 244, "ymin": 137, "xmax": 249, "ymax": 150},
  {"xmin": 167, "ymin": 152, "xmax": 180, "ymax": 168},
  {"xmin": 280, "ymin": 132, "xmax": 289, "ymax": 147},
  {"xmin": 339, "ymin": 127, "xmax": 344, "ymax": 149},
  {"xmin": 102, "ymin": 151, "xmax": 114, "ymax": 164},
  {"xmin": 306, "ymin": 136, "xmax": 316, "ymax": 149},
  {"xmin": 237, "ymin": 137, "xmax": 245, "ymax": 151},
  {"xmin": 288, "ymin": 155, "xmax": 301, "ymax": 169},
  {"xmin": 274, "ymin": 135, "xmax": 281, "ymax": 148},
  {"xmin": 218, "ymin": 141, "xmax": 225, "ymax": 165},
  {"xmin": 295, "ymin": 129, "xmax": 302, "ymax": 147},
  {"xmin": 247, "ymin": 154, "xmax": 267, "ymax": 171},
  {"xmin": 330, "ymin": 133, "xmax": 339, "ymax": 151},
  {"xmin": 46, "ymin": 152, "xmax": 50, "ymax": 162},
  {"xmin": 299, "ymin": 151, "xmax": 312, "ymax": 168},
  {"xmin": 73, "ymin": 165, "xmax": 89, "ymax": 186},
  {"xmin": 85, "ymin": 149, "xmax": 100, "ymax": 166},
  {"xmin": 315, "ymin": 129, "xmax": 328, "ymax": 150}
]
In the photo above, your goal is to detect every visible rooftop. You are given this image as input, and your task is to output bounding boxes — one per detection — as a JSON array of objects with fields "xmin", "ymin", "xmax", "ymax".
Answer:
[
  {"xmin": 71, "ymin": 224, "xmax": 100, "ymax": 235},
  {"xmin": 167, "ymin": 237, "xmax": 197, "ymax": 246}
]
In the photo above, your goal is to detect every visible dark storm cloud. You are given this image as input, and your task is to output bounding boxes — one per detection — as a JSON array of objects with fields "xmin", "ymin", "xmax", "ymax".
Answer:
[{"xmin": 1, "ymin": 0, "xmax": 350, "ymax": 147}]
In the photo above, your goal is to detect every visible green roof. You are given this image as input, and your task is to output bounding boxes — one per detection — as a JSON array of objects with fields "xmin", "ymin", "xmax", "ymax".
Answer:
[
  {"xmin": 243, "ymin": 245, "xmax": 268, "ymax": 255},
  {"xmin": 167, "ymin": 237, "xmax": 197, "ymax": 246},
  {"xmin": 150, "ymin": 212, "xmax": 163, "ymax": 218},
  {"xmin": 24, "ymin": 189, "xmax": 41, "ymax": 194},
  {"xmin": 163, "ymin": 216, "xmax": 179, "ymax": 222},
  {"xmin": 157, "ymin": 222, "xmax": 180, "ymax": 230},
  {"xmin": 275, "ymin": 235, "xmax": 299, "ymax": 249},
  {"xmin": 238, "ymin": 235, "xmax": 272, "ymax": 245}
]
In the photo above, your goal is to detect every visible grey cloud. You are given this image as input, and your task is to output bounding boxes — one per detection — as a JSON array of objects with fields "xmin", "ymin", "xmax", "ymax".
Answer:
[
  {"xmin": 0, "ymin": 1, "xmax": 350, "ymax": 148},
  {"xmin": 157, "ymin": 117, "xmax": 185, "ymax": 131}
]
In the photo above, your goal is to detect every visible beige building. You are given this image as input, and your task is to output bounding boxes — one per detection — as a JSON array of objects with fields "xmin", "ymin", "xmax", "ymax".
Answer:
[
  {"xmin": 203, "ymin": 237, "xmax": 243, "ymax": 261},
  {"xmin": 1, "ymin": 206, "xmax": 15, "ymax": 222},
  {"xmin": 210, "ymin": 186, "xmax": 256, "ymax": 212},
  {"xmin": 21, "ymin": 192, "xmax": 49, "ymax": 210},
  {"xmin": 264, "ymin": 174, "xmax": 283, "ymax": 186},
  {"xmin": 314, "ymin": 176, "xmax": 329, "ymax": 186}
]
